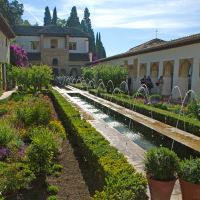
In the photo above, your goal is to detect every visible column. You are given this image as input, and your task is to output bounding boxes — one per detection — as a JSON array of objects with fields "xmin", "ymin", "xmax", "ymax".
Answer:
[
  {"xmin": 40, "ymin": 34, "xmax": 44, "ymax": 64},
  {"xmin": 66, "ymin": 35, "xmax": 70, "ymax": 74},
  {"xmin": 158, "ymin": 61, "xmax": 163, "ymax": 78},
  {"xmin": 172, "ymin": 59, "xmax": 180, "ymax": 98},
  {"xmin": 191, "ymin": 57, "xmax": 200, "ymax": 94},
  {"xmin": 146, "ymin": 62, "xmax": 151, "ymax": 76}
]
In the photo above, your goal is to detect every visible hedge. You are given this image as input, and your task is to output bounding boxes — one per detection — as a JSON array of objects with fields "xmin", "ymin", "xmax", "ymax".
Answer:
[{"xmin": 50, "ymin": 89, "xmax": 147, "ymax": 200}]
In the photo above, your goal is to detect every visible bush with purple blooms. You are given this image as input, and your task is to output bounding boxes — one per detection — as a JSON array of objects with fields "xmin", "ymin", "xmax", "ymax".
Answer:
[{"xmin": 10, "ymin": 45, "xmax": 29, "ymax": 67}]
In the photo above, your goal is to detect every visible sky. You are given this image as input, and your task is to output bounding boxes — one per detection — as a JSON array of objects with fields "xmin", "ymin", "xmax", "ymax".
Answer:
[{"xmin": 18, "ymin": 0, "xmax": 200, "ymax": 57}]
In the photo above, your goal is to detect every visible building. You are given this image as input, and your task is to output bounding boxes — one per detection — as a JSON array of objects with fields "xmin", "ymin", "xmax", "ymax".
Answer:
[
  {"xmin": 13, "ymin": 25, "xmax": 90, "ymax": 77},
  {"xmin": 0, "ymin": 14, "xmax": 15, "ymax": 91},
  {"xmin": 88, "ymin": 35, "xmax": 200, "ymax": 96}
]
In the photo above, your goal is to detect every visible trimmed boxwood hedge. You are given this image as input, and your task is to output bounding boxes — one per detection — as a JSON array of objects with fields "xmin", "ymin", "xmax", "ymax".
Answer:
[{"xmin": 50, "ymin": 89, "xmax": 147, "ymax": 200}]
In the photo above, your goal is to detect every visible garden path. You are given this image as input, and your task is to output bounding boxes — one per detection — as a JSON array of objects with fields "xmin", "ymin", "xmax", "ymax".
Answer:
[{"xmin": 0, "ymin": 87, "xmax": 17, "ymax": 100}]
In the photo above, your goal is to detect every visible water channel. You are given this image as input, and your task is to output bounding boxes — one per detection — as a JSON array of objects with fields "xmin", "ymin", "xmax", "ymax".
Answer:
[{"xmin": 68, "ymin": 92, "xmax": 199, "ymax": 158}]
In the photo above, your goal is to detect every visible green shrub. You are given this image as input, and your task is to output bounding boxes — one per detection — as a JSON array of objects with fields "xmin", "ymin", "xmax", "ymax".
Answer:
[
  {"xmin": 51, "ymin": 164, "xmax": 63, "ymax": 173},
  {"xmin": 47, "ymin": 195, "xmax": 57, "ymax": 200},
  {"xmin": 50, "ymin": 90, "xmax": 147, "ymax": 200},
  {"xmin": 49, "ymin": 120, "xmax": 66, "ymax": 139},
  {"xmin": 0, "ymin": 108, "xmax": 7, "ymax": 116},
  {"xmin": 179, "ymin": 158, "xmax": 200, "ymax": 184},
  {"xmin": 186, "ymin": 100, "xmax": 200, "ymax": 120},
  {"xmin": 152, "ymin": 103, "xmax": 168, "ymax": 111},
  {"xmin": 47, "ymin": 185, "xmax": 59, "ymax": 195},
  {"xmin": 27, "ymin": 128, "xmax": 58, "ymax": 174},
  {"xmin": 0, "ymin": 162, "xmax": 35, "ymax": 194},
  {"xmin": 81, "ymin": 65, "xmax": 127, "ymax": 92},
  {"xmin": 12, "ymin": 65, "xmax": 53, "ymax": 92},
  {"xmin": 144, "ymin": 147, "xmax": 179, "ymax": 181},
  {"xmin": 15, "ymin": 98, "xmax": 52, "ymax": 127},
  {"xmin": 149, "ymin": 94, "xmax": 162, "ymax": 102},
  {"xmin": 0, "ymin": 121, "xmax": 15, "ymax": 147}
]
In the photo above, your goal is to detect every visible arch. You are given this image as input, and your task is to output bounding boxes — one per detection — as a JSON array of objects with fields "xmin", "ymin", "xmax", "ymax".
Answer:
[
  {"xmin": 150, "ymin": 62, "xmax": 159, "ymax": 78},
  {"xmin": 140, "ymin": 64, "xmax": 147, "ymax": 77},
  {"xmin": 179, "ymin": 60, "xmax": 192, "ymax": 77},
  {"xmin": 52, "ymin": 58, "xmax": 58, "ymax": 66},
  {"xmin": 163, "ymin": 62, "xmax": 173, "ymax": 77}
]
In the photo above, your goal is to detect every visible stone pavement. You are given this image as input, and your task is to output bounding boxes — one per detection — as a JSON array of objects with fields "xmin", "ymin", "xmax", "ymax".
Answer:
[{"xmin": 0, "ymin": 88, "xmax": 17, "ymax": 101}]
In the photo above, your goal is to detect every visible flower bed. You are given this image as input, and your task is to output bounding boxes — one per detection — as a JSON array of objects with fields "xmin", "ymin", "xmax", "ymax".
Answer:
[
  {"xmin": 0, "ymin": 92, "xmax": 66, "ymax": 199},
  {"xmin": 50, "ymin": 89, "xmax": 147, "ymax": 200}
]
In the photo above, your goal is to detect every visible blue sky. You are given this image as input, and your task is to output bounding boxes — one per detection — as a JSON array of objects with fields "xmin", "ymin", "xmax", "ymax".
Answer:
[{"xmin": 19, "ymin": 0, "xmax": 200, "ymax": 57}]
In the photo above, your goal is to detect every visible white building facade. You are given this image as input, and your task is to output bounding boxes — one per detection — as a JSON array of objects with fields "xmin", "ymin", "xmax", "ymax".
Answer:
[
  {"xmin": 13, "ymin": 25, "xmax": 90, "ymax": 76},
  {"xmin": 0, "ymin": 14, "xmax": 15, "ymax": 91},
  {"xmin": 88, "ymin": 37, "xmax": 200, "ymax": 97}
]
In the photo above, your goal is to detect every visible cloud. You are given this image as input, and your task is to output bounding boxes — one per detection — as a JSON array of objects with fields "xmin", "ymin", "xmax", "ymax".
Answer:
[
  {"xmin": 23, "ymin": 3, "xmax": 44, "ymax": 25},
  {"xmin": 22, "ymin": 0, "xmax": 200, "ymax": 30}
]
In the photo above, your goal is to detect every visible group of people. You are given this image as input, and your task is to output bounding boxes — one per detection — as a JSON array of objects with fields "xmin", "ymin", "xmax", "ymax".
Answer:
[
  {"xmin": 140, "ymin": 75, "xmax": 164, "ymax": 94},
  {"xmin": 140, "ymin": 75, "xmax": 153, "ymax": 93}
]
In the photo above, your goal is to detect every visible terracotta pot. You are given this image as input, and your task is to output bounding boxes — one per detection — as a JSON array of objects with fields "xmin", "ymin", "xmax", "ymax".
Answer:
[
  {"xmin": 147, "ymin": 176, "xmax": 176, "ymax": 200},
  {"xmin": 180, "ymin": 179, "xmax": 200, "ymax": 200}
]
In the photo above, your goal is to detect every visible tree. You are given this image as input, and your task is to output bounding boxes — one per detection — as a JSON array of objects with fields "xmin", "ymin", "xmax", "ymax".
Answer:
[
  {"xmin": 66, "ymin": 6, "xmax": 81, "ymax": 29},
  {"xmin": 57, "ymin": 18, "xmax": 67, "ymax": 27},
  {"xmin": 44, "ymin": 6, "xmax": 51, "ymax": 26},
  {"xmin": 21, "ymin": 19, "xmax": 31, "ymax": 26},
  {"xmin": 96, "ymin": 32, "xmax": 100, "ymax": 59},
  {"xmin": 81, "ymin": 8, "xmax": 96, "ymax": 56},
  {"xmin": 0, "ymin": 0, "xmax": 24, "ymax": 26},
  {"xmin": 96, "ymin": 32, "xmax": 106, "ymax": 59},
  {"xmin": 10, "ymin": 44, "xmax": 28, "ymax": 67},
  {"xmin": 52, "ymin": 7, "xmax": 57, "ymax": 25}
]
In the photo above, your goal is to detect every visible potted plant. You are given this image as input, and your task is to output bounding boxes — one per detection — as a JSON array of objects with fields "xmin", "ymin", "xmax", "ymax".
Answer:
[
  {"xmin": 179, "ymin": 158, "xmax": 200, "ymax": 200},
  {"xmin": 144, "ymin": 147, "xmax": 179, "ymax": 200}
]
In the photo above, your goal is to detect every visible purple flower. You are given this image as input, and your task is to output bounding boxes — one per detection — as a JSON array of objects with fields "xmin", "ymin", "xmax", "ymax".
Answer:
[
  {"xmin": 18, "ymin": 144, "xmax": 28, "ymax": 158},
  {"xmin": 0, "ymin": 148, "xmax": 9, "ymax": 159},
  {"xmin": 10, "ymin": 44, "xmax": 29, "ymax": 67}
]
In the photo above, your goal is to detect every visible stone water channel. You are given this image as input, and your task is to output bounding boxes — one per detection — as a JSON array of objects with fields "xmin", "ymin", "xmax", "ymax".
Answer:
[{"xmin": 54, "ymin": 86, "xmax": 200, "ymax": 200}]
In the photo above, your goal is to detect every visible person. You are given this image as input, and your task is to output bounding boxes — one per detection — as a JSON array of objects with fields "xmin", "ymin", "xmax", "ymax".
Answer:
[
  {"xmin": 128, "ymin": 77, "xmax": 132, "ymax": 92},
  {"xmin": 146, "ymin": 76, "xmax": 153, "ymax": 94},
  {"xmin": 140, "ymin": 75, "xmax": 146, "ymax": 85}
]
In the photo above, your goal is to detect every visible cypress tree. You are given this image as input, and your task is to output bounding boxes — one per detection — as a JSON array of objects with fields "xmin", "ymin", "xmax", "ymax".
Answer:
[
  {"xmin": 66, "ymin": 6, "xmax": 81, "ymax": 28},
  {"xmin": 81, "ymin": 20, "xmax": 87, "ymax": 32},
  {"xmin": 96, "ymin": 32, "xmax": 100, "ymax": 58},
  {"xmin": 96, "ymin": 32, "xmax": 106, "ymax": 59},
  {"xmin": 81, "ymin": 8, "xmax": 96, "ymax": 57},
  {"xmin": 44, "ymin": 6, "xmax": 51, "ymax": 26},
  {"xmin": 52, "ymin": 7, "xmax": 57, "ymax": 25}
]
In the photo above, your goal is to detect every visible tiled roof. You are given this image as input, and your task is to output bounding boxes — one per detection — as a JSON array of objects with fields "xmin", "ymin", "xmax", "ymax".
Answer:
[
  {"xmin": 69, "ymin": 53, "xmax": 89, "ymax": 61},
  {"xmin": 128, "ymin": 38, "xmax": 166, "ymax": 52},
  {"xmin": 12, "ymin": 25, "xmax": 89, "ymax": 38},
  {"xmin": 0, "ymin": 14, "xmax": 15, "ymax": 38},
  {"xmin": 88, "ymin": 33, "xmax": 200, "ymax": 65},
  {"xmin": 27, "ymin": 52, "xmax": 41, "ymax": 61}
]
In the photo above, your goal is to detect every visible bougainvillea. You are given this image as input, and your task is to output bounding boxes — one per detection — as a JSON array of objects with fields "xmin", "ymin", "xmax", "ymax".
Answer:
[{"xmin": 10, "ymin": 45, "xmax": 29, "ymax": 67}]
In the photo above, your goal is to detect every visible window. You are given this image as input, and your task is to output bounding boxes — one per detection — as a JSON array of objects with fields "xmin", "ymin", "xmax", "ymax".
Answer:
[
  {"xmin": 52, "ymin": 58, "xmax": 58, "ymax": 66},
  {"xmin": 51, "ymin": 39, "xmax": 58, "ymax": 48},
  {"xmin": 31, "ymin": 41, "xmax": 40, "ymax": 50},
  {"xmin": 5, "ymin": 39, "xmax": 8, "ymax": 47},
  {"xmin": 69, "ymin": 42, "xmax": 77, "ymax": 50}
]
